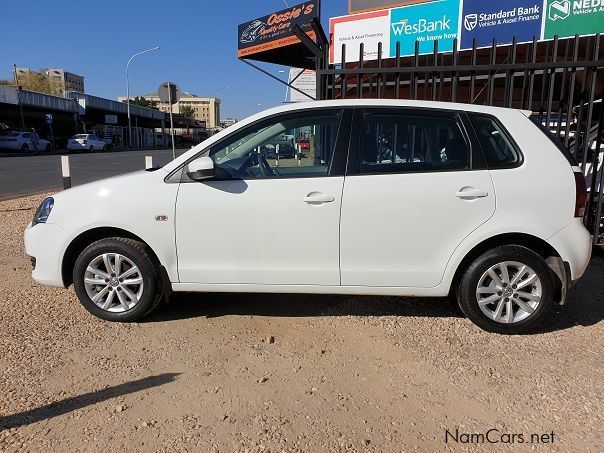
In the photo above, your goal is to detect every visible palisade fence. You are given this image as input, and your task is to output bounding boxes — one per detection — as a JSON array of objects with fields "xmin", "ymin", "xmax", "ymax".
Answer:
[{"xmin": 317, "ymin": 34, "xmax": 604, "ymax": 245}]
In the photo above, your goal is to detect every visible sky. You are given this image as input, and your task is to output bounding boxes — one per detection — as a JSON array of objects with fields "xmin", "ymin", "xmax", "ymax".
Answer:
[{"xmin": 0, "ymin": 0, "xmax": 347, "ymax": 120}]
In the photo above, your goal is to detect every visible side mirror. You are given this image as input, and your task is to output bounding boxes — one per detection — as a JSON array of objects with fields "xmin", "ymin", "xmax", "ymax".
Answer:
[{"xmin": 186, "ymin": 156, "xmax": 215, "ymax": 181}]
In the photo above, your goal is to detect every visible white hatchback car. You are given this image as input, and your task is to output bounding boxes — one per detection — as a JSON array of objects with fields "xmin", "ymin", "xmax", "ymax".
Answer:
[
  {"xmin": 0, "ymin": 131, "xmax": 52, "ymax": 152},
  {"xmin": 24, "ymin": 100, "xmax": 592, "ymax": 334},
  {"xmin": 67, "ymin": 134, "xmax": 107, "ymax": 152}
]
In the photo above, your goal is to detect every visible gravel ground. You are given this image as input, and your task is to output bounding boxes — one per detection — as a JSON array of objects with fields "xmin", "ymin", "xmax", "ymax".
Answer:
[{"xmin": 1, "ymin": 193, "xmax": 603, "ymax": 452}]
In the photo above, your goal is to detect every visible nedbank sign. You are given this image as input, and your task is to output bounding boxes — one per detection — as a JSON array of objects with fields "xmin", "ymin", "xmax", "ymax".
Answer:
[
  {"xmin": 544, "ymin": 0, "xmax": 604, "ymax": 38},
  {"xmin": 329, "ymin": 0, "xmax": 604, "ymax": 64}
]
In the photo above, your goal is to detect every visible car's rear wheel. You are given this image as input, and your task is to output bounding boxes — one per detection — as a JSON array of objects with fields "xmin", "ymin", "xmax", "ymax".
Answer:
[
  {"xmin": 45, "ymin": 144, "xmax": 52, "ymax": 152},
  {"xmin": 21, "ymin": 144, "xmax": 29, "ymax": 152},
  {"xmin": 89, "ymin": 145, "xmax": 94, "ymax": 152},
  {"xmin": 73, "ymin": 238, "xmax": 163, "ymax": 322},
  {"xmin": 457, "ymin": 245, "xmax": 556, "ymax": 334}
]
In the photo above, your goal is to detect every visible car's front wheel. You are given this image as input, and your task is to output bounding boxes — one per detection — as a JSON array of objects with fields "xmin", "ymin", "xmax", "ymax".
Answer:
[
  {"xmin": 457, "ymin": 245, "xmax": 556, "ymax": 334},
  {"xmin": 73, "ymin": 238, "xmax": 163, "ymax": 322}
]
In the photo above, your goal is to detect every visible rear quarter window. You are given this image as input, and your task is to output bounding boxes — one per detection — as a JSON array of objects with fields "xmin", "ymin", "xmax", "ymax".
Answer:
[{"xmin": 469, "ymin": 114, "xmax": 522, "ymax": 169}]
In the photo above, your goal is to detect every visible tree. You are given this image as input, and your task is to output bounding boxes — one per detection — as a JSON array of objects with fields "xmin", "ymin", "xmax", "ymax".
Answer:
[
  {"xmin": 14, "ymin": 71, "xmax": 63, "ymax": 95},
  {"xmin": 123, "ymin": 96, "xmax": 159, "ymax": 110},
  {"xmin": 180, "ymin": 105, "xmax": 195, "ymax": 119}
]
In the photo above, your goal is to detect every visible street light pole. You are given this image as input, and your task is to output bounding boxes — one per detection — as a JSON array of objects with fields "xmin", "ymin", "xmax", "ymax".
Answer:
[{"xmin": 126, "ymin": 46, "xmax": 159, "ymax": 148}]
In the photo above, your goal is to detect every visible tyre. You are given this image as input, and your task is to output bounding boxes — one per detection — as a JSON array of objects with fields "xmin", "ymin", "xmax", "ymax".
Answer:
[
  {"xmin": 102, "ymin": 144, "xmax": 107, "ymax": 151},
  {"xmin": 89, "ymin": 145, "xmax": 94, "ymax": 152},
  {"xmin": 45, "ymin": 144, "xmax": 52, "ymax": 152},
  {"xmin": 457, "ymin": 245, "xmax": 556, "ymax": 334},
  {"xmin": 21, "ymin": 144, "xmax": 29, "ymax": 152},
  {"xmin": 73, "ymin": 237, "xmax": 163, "ymax": 322}
]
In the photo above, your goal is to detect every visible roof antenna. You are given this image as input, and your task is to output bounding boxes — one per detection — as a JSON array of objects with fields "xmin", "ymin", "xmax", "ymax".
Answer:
[{"xmin": 472, "ymin": 55, "xmax": 509, "ymax": 104}]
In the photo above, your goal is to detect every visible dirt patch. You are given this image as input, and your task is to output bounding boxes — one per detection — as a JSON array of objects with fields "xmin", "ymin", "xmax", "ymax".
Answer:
[{"xmin": 1, "ymin": 194, "xmax": 603, "ymax": 452}]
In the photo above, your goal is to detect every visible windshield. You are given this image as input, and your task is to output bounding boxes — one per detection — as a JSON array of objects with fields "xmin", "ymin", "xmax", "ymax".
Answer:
[{"xmin": 72, "ymin": 134, "xmax": 89, "ymax": 139}]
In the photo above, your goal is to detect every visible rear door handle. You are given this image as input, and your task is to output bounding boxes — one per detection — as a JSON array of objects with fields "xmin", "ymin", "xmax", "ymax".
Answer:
[
  {"xmin": 303, "ymin": 192, "xmax": 335, "ymax": 204},
  {"xmin": 455, "ymin": 188, "xmax": 489, "ymax": 200}
]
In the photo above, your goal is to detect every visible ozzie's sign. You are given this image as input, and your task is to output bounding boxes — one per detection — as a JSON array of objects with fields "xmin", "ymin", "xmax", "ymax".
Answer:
[{"xmin": 238, "ymin": 1, "xmax": 319, "ymax": 58}]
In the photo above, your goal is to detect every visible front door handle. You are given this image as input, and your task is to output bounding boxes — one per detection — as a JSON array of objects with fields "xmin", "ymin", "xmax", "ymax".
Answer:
[
  {"xmin": 455, "ymin": 187, "xmax": 489, "ymax": 200},
  {"xmin": 303, "ymin": 192, "xmax": 335, "ymax": 204}
]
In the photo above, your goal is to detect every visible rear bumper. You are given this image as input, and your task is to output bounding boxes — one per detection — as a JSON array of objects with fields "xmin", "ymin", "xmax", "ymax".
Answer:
[
  {"xmin": 24, "ymin": 222, "xmax": 70, "ymax": 288},
  {"xmin": 548, "ymin": 219, "xmax": 592, "ymax": 281}
]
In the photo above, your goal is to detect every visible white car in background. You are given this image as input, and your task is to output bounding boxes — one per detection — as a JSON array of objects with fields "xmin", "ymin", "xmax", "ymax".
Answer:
[
  {"xmin": 24, "ymin": 100, "xmax": 592, "ymax": 334},
  {"xmin": 67, "ymin": 134, "xmax": 107, "ymax": 152},
  {"xmin": 0, "ymin": 131, "xmax": 52, "ymax": 152}
]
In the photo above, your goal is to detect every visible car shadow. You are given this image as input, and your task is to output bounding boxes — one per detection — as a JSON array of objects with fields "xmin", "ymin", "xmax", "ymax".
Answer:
[
  {"xmin": 148, "ymin": 254, "xmax": 604, "ymax": 334},
  {"xmin": 147, "ymin": 291, "xmax": 462, "ymax": 323},
  {"xmin": 533, "ymin": 252, "xmax": 604, "ymax": 334},
  {"xmin": 0, "ymin": 373, "xmax": 180, "ymax": 430}
]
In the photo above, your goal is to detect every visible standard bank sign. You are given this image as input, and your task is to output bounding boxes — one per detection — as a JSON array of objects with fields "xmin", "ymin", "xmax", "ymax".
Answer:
[{"xmin": 460, "ymin": 0, "xmax": 543, "ymax": 48}]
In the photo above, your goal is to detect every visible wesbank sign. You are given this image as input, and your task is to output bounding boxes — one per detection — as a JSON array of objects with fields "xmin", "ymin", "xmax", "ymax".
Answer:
[
  {"xmin": 390, "ymin": 0, "xmax": 460, "ymax": 56},
  {"xmin": 329, "ymin": 0, "xmax": 604, "ymax": 64}
]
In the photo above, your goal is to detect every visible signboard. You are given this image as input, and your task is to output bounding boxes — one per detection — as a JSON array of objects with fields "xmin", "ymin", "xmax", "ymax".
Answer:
[
  {"xmin": 330, "ymin": 9, "xmax": 391, "ymax": 64},
  {"xmin": 238, "ymin": 1, "xmax": 319, "ymax": 59},
  {"xmin": 330, "ymin": 0, "xmax": 604, "ymax": 64},
  {"xmin": 288, "ymin": 68, "xmax": 317, "ymax": 102},
  {"xmin": 544, "ymin": 0, "xmax": 604, "ymax": 39},
  {"xmin": 330, "ymin": 0, "xmax": 460, "ymax": 63},
  {"xmin": 158, "ymin": 82, "xmax": 180, "ymax": 105},
  {"xmin": 105, "ymin": 114, "xmax": 118, "ymax": 125},
  {"xmin": 390, "ymin": 0, "xmax": 460, "ymax": 56},
  {"xmin": 460, "ymin": 0, "xmax": 543, "ymax": 49},
  {"xmin": 349, "ymin": 0, "xmax": 427, "ymax": 14},
  {"xmin": 77, "ymin": 98, "xmax": 86, "ymax": 115}
]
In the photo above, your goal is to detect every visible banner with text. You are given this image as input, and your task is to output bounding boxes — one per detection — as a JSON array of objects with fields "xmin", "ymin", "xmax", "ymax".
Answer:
[
  {"xmin": 544, "ymin": 0, "xmax": 604, "ymax": 39},
  {"xmin": 390, "ymin": 0, "xmax": 460, "ymax": 56},
  {"xmin": 330, "ymin": 0, "xmax": 604, "ymax": 64},
  {"xmin": 460, "ymin": 0, "xmax": 543, "ymax": 49}
]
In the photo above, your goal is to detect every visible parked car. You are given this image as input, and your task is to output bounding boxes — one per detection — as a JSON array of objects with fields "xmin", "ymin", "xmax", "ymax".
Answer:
[
  {"xmin": 24, "ymin": 100, "xmax": 592, "ymax": 334},
  {"xmin": 0, "ymin": 131, "xmax": 52, "ymax": 152},
  {"xmin": 67, "ymin": 134, "xmax": 107, "ymax": 152},
  {"xmin": 297, "ymin": 138, "xmax": 311, "ymax": 152}
]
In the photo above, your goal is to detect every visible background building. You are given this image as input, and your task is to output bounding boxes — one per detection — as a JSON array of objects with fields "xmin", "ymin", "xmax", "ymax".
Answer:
[
  {"xmin": 220, "ymin": 118, "xmax": 238, "ymax": 128},
  {"xmin": 16, "ymin": 67, "xmax": 85, "ymax": 93},
  {"xmin": 119, "ymin": 92, "xmax": 221, "ymax": 129}
]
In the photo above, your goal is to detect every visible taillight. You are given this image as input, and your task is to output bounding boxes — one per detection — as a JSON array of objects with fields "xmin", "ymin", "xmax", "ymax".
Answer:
[{"xmin": 574, "ymin": 171, "xmax": 587, "ymax": 218}]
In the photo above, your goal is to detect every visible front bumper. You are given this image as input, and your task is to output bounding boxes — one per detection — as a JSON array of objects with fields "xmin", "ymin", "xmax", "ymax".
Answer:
[
  {"xmin": 66, "ymin": 144, "xmax": 87, "ymax": 150},
  {"xmin": 0, "ymin": 143, "xmax": 21, "ymax": 150},
  {"xmin": 24, "ymin": 222, "xmax": 70, "ymax": 288}
]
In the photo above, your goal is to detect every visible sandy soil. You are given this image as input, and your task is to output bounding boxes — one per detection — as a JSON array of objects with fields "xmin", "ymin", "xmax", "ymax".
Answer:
[{"xmin": 1, "ymin": 194, "xmax": 603, "ymax": 452}]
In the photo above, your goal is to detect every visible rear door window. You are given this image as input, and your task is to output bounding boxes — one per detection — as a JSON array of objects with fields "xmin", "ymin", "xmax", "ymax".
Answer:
[
  {"xmin": 358, "ymin": 110, "xmax": 470, "ymax": 174},
  {"xmin": 469, "ymin": 114, "xmax": 522, "ymax": 169}
]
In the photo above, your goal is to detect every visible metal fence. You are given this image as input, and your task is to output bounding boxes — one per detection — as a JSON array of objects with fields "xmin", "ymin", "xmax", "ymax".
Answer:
[{"xmin": 318, "ymin": 34, "xmax": 604, "ymax": 244}]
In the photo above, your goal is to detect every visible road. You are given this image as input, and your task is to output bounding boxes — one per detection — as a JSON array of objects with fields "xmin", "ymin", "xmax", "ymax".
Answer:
[{"xmin": 0, "ymin": 148, "xmax": 188, "ymax": 200}]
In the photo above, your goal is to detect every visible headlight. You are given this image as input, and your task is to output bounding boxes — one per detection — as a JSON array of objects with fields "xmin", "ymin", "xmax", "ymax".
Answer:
[{"xmin": 32, "ymin": 197, "xmax": 54, "ymax": 226}]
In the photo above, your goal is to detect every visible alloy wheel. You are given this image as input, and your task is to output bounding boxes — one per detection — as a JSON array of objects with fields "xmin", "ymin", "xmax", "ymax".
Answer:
[
  {"xmin": 475, "ymin": 261, "xmax": 542, "ymax": 324},
  {"xmin": 83, "ymin": 253, "xmax": 144, "ymax": 313}
]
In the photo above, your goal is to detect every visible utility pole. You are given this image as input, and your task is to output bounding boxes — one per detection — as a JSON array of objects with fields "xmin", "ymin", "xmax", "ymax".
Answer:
[{"xmin": 13, "ymin": 64, "xmax": 25, "ymax": 131}]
